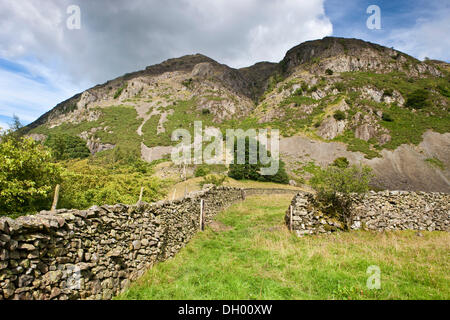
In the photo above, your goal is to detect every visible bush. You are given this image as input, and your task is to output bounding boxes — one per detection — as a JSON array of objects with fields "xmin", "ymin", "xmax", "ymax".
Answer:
[
  {"xmin": 310, "ymin": 164, "xmax": 374, "ymax": 228},
  {"xmin": 382, "ymin": 113, "xmax": 394, "ymax": 122},
  {"xmin": 332, "ymin": 157, "xmax": 349, "ymax": 168},
  {"xmin": 195, "ymin": 165, "xmax": 210, "ymax": 177},
  {"xmin": 383, "ymin": 88, "xmax": 394, "ymax": 97},
  {"xmin": 333, "ymin": 110, "xmax": 346, "ymax": 121},
  {"xmin": 405, "ymin": 89, "xmax": 429, "ymax": 109},
  {"xmin": 0, "ymin": 132, "xmax": 62, "ymax": 216},
  {"xmin": 199, "ymin": 174, "xmax": 227, "ymax": 188},
  {"xmin": 325, "ymin": 69, "xmax": 334, "ymax": 75}
]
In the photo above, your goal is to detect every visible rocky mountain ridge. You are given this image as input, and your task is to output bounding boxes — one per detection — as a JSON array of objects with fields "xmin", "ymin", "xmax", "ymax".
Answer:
[{"xmin": 23, "ymin": 37, "xmax": 450, "ymax": 192}]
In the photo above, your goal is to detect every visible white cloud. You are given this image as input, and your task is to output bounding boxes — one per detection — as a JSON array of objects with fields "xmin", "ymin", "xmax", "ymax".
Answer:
[
  {"xmin": 383, "ymin": 11, "xmax": 450, "ymax": 61},
  {"xmin": 0, "ymin": 0, "xmax": 333, "ymax": 123}
]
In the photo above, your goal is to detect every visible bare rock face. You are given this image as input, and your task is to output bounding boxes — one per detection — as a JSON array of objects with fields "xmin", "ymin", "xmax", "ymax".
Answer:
[
  {"xmin": 355, "ymin": 123, "xmax": 377, "ymax": 141},
  {"xmin": 191, "ymin": 62, "xmax": 215, "ymax": 78},
  {"xmin": 317, "ymin": 117, "xmax": 346, "ymax": 140},
  {"xmin": 26, "ymin": 133, "xmax": 47, "ymax": 142}
]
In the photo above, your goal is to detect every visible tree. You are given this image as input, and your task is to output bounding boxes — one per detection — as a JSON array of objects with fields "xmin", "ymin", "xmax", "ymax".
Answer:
[
  {"xmin": 310, "ymin": 164, "xmax": 374, "ymax": 229},
  {"xmin": 44, "ymin": 134, "xmax": 90, "ymax": 160},
  {"xmin": 228, "ymin": 136, "xmax": 289, "ymax": 184},
  {"xmin": 0, "ymin": 131, "xmax": 62, "ymax": 216}
]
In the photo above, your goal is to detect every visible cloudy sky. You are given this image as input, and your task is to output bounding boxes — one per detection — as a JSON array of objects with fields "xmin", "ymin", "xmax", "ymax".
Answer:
[{"xmin": 0, "ymin": 0, "xmax": 449, "ymax": 129}]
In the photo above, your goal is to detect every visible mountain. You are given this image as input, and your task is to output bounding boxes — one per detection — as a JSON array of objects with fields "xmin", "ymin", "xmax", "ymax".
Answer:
[{"xmin": 24, "ymin": 37, "xmax": 450, "ymax": 192}]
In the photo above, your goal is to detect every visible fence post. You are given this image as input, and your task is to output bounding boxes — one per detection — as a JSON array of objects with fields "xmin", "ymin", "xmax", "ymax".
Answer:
[
  {"xmin": 51, "ymin": 184, "xmax": 60, "ymax": 212},
  {"xmin": 289, "ymin": 205, "xmax": 293, "ymax": 232},
  {"xmin": 200, "ymin": 199, "xmax": 204, "ymax": 231},
  {"xmin": 138, "ymin": 187, "xmax": 144, "ymax": 203}
]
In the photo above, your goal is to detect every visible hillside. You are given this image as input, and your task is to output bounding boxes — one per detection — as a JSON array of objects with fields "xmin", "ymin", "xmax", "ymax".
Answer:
[{"xmin": 24, "ymin": 37, "xmax": 450, "ymax": 192}]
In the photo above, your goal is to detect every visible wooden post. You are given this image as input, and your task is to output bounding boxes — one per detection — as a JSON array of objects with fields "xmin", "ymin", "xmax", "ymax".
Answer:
[
  {"xmin": 289, "ymin": 205, "xmax": 293, "ymax": 232},
  {"xmin": 51, "ymin": 184, "xmax": 60, "ymax": 212},
  {"xmin": 172, "ymin": 188, "xmax": 177, "ymax": 200},
  {"xmin": 199, "ymin": 199, "xmax": 204, "ymax": 231},
  {"xmin": 138, "ymin": 187, "xmax": 144, "ymax": 203}
]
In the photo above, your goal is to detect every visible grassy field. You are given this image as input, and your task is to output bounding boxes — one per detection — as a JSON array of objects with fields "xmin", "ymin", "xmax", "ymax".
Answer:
[{"xmin": 116, "ymin": 195, "xmax": 449, "ymax": 300}]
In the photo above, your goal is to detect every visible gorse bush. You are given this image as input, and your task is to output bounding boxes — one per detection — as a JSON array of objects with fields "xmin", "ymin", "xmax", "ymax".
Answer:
[{"xmin": 0, "ymin": 132, "xmax": 62, "ymax": 216}]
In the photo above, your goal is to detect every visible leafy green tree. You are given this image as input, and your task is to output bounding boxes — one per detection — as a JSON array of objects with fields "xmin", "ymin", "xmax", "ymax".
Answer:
[
  {"xmin": 0, "ymin": 131, "xmax": 62, "ymax": 216},
  {"xmin": 228, "ymin": 137, "xmax": 289, "ymax": 184},
  {"xmin": 44, "ymin": 134, "xmax": 90, "ymax": 160}
]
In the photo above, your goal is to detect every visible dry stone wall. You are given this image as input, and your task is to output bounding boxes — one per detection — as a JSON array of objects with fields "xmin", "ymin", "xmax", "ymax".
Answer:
[
  {"xmin": 286, "ymin": 191, "xmax": 450, "ymax": 237},
  {"xmin": 0, "ymin": 186, "xmax": 244, "ymax": 300}
]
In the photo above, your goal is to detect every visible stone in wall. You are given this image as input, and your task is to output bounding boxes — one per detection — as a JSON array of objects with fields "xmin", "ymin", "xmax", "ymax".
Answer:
[
  {"xmin": 286, "ymin": 191, "xmax": 450, "ymax": 236},
  {"xmin": 0, "ymin": 186, "xmax": 244, "ymax": 300}
]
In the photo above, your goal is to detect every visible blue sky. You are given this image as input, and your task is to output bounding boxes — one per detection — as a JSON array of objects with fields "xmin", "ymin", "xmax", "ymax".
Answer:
[{"xmin": 0, "ymin": 0, "xmax": 448, "ymax": 130}]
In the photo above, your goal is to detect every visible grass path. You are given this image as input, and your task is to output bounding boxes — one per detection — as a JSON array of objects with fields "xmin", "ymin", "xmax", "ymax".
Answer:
[{"xmin": 116, "ymin": 195, "xmax": 450, "ymax": 300}]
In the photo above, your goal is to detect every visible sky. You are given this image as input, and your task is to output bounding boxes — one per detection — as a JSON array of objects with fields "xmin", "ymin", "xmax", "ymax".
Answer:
[{"xmin": 0, "ymin": 0, "xmax": 449, "ymax": 130}]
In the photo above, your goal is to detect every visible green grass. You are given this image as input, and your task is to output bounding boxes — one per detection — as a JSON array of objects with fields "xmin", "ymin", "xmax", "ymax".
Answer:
[{"xmin": 116, "ymin": 195, "xmax": 450, "ymax": 300}]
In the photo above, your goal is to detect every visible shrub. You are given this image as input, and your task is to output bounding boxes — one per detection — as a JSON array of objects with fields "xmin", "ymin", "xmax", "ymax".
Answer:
[
  {"xmin": 332, "ymin": 157, "xmax": 349, "ymax": 168},
  {"xmin": 383, "ymin": 88, "xmax": 394, "ymax": 97},
  {"xmin": 199, "ymin": 174, "xmax": 227, "ymax": 188},
  {"xmin": 201, "ymin": 109, "xmax": 211, "ymax": 115},
  {"xmin": 405, "ymin": 89, "xmax": 429, "ymax": 109},
  {"xmin": 195, "ymin": 165, "xmax": 210, "ymax": 177},
  {"xmin": 0, "ymin": 132, "xmax": 62, "ymax": 216},
  {"xmin": 382, "ymin": 113, "xmax": 394, "ymax": 122},
  {"xmin": 325, "ymin": 69, "xmax": 334, "ymax": 75},
  {"xmin": 333, "ymin": 110, "xmax": 346, "ymax": 121},
  {"xmin": 310, "ymin": 164, "xmax": 374, "ymax": 229}
]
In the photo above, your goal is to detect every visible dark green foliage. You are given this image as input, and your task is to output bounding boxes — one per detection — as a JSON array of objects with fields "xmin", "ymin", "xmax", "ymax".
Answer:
[
  {"xmin": 334, "ymin": 82, "xmax": 345, "ymax": 92},
  {"xmin": 325, "ymin": 69, "xmax": 334, "ymax": 76},
  {"xmin": 383, "ymin": 88, "xmax": 393, "ymax": 97},
  {"xmin": 405, "ymin": 89, "xmax": 430, "ymax": 109},
  {"xmin": 228, "ymin": 137, "xmax": 289, "ymax": 184},
  {"xmin": 45, "ymin": 134, "xmax": 90, "ymax": 160},
  {"xmin": 332, "ymin": 157, "xmax": 349, "ymax": 168},
  {"xmin": 182, "ymin": 78, "xmax": 193, "ymax": 89},
  {"xmin": 202, "ymin": 108, "xmax": 211, "ymax": 115},
  {"xmin": 195, "ymin": 166, "xmax": 210, "ymax": 177},
  {"xmin": 333, "ymin": 110, "xmax": 346, "ymax": 121},
  {"xmin": 382, "ymin": 113, "xmax": 394, "ymax": 122}
]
